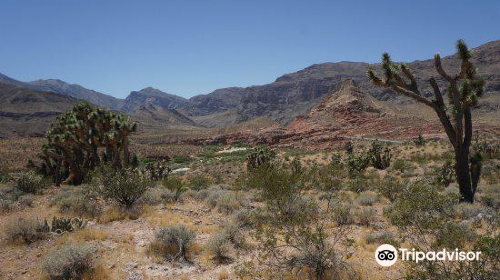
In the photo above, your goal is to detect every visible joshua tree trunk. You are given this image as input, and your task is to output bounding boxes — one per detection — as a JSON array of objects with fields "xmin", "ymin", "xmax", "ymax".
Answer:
[{"xmin": 367, "ymin": 40, "xmax": 484, "ymax": 203}]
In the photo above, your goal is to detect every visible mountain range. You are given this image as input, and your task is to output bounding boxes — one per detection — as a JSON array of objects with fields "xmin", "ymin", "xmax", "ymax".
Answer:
[{"xmin": 1, "ymin": 40, "xmax": 499, "ymax": 138}]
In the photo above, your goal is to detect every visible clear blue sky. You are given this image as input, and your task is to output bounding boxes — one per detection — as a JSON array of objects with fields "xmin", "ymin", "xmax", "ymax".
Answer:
[{"xmin": 0, "ymin": 0, "xmax": 498, "ymax": 99}]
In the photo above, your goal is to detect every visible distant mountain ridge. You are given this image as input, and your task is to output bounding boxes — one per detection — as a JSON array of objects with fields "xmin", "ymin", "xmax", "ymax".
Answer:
[
  {"xmin": 0, "ymin": 39, "xmax": 499, "ymax": 137},
  {"xmin": 0, "ymin": 82, "xmax": 79, "ymax": 138},
  {"xmin": 28, "ymin": 79, "xmax": 124, "ymax": 110}
]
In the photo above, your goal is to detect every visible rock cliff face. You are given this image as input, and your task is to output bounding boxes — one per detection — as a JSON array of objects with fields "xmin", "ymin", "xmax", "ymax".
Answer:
[{"xmin": 186, "ymin": 79, "xmax": 498, "ymax": 149}]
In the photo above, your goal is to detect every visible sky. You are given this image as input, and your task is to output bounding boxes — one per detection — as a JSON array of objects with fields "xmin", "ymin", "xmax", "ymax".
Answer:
[{"xmin": 0, "ymin": 0, "xmax": 499, "ymax": 99}]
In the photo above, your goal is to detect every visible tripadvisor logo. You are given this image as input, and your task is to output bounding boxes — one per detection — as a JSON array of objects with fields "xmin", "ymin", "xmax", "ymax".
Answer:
[{"xmin": 375, "ymin": 244, "xmax": 482, "ymax": 267}]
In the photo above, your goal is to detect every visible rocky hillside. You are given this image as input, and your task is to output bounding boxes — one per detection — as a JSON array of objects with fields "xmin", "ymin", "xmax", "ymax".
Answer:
[
  {"xmin": 121, "ymin": 87, "xmax": 190, "ymax": 113},
  {"xmin": 130, "ymin": 104, "xmax": 199, "ymax": 132},
  {"xmin": 28, "ymin": 79, "xmax": 124, "ymax": 110},
  {"xmin": 0, "ymin": 82, "xmax": 78, "ymax": 138}
]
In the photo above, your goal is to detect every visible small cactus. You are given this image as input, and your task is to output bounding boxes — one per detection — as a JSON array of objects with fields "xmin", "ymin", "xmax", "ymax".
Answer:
[
  {"xmin": 246, "ymin": 146, "xmax": 276, "ymax": 170},
  {"xmin": 368, "ymin": 140, "xmax": 392, "ymax": 170},
  {"xmin": 49, "ymin": 216, "xmax": 87, "ymax": 234}
]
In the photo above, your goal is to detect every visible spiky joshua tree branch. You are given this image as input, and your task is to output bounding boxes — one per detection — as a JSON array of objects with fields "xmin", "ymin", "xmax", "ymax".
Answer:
[{"xmin": 367, "ymin": 40, "xmax": 485, "ymax": 203}]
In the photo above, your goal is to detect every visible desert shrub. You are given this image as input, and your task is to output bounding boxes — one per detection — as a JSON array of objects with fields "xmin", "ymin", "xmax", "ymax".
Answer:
[
  {"xmin": 216, "ymin": 192, "xmax": 244, "ymax": 214},
  {"xmin": 231, "ymin": 209, "xmax": 253, "ymax": 228},
  {"xmin": 41, "ymin": 244, "xmax": 95, "ymax": 280},
  {"xmin": 162, "ymin": 176, "xmax": 187, "ymax": 201},
  {"xmin": 391, "ymin": 158, "xmax": 411, "ymax": 173},
  {"xmin": 4, "ymin": 218, "xmax": 48, "ymax": 244},
  {"xmin": 205, "ymin": 231, "xmax": 233, "ymax": 263},
  {"xmin": 0, "ymin": 185, "xmax": 23, "ymax": 201},
  {"xmin": 345, "ymin": 176, "xmax": 369, "ymax": 193},
  {"xmin": 434, "ymin": 222, "xmax": 476, "ymax": 249},
  {"xmin": 185, "ymin": 188, "xmax": 211, "ymax": 201},
  {"xmin": 139, "ymin": 187, "xmax": 174, "ymax": 205},
  {"xmin": 149, "ymin": 225, "xmax": 196, "ymax": 262},
  {"xmin": 355, "ymin": 207, "xmax": 376, "ymax": 226},
  {"xmin": 332, "ymin": 203, "xmax": 354, "ymax": 225},
  {"xmin": 51, "ymin": 186, "xmax": 102, "ymax": 218},
  {"xmin": 406, "ymin": 234, "xmax": 500, "ymax": 280},
  {"xmin": 384, "ymin": 181, "xmax": 499, "ymax": 279},
  {"xmin": 95, "ymin": 167, "xmax": 151, "ymax": 209},
  {"xmin": 364, "ymin": 231, "xmax": 399, "ymax": 246},
  {"xmin": 376, "ymin": 176, "xmax": 405, "ymax": 202},
  {"xmin": 356, "ymin": 191, "xmax": 379, "ymax": 206},
  {"xmin": 477, "ymin": 184, "xmax": 500, "ymax": 209},
  {"xmin": 0, "ymin": 199, "xmax": 16, "ymax": 212},
  {"xmin": 453, "ymin": 203, "xmax": 487, "ymax": 220},
  {"xmin": 384, "ymin": 183, "xmax": 456, "ymax": 230},
  {"xmin": 252, "ymin": 164, "xmax": 354, "ymax": 280},
  {"xmin": 17, "ymin": 171, "xmax": 48, "ymax": 194},
  {"xmin": 172, "ymin": 154, "xmax": 192, "ymax": 164},
  {"xmin": 0, "ymin": 186, "xmax": 34, "ymax": 212},
  {"xmin": 304, "ymin": 161, "xmax": 346, "ymax": 192},
  {"xmin": 18, "ymin": 194, "xmax": 34, "ymax": 207},
  {"xmin": 188, "ymin": 174, "xmax": 212, "ymax": 191},
  {"xmin": 206, "ymin": 190, "xmax": 229, "ymax": 208}
]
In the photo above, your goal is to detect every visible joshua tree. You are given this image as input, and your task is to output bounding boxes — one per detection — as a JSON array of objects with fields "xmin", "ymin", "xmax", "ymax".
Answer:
[
  {"xmin": 30, "ymin": 102, "xmax": 137, "ymax": 185},
  {"xmin": 367, "ymin": 40, "xmax": 484, "ymax": 203}
]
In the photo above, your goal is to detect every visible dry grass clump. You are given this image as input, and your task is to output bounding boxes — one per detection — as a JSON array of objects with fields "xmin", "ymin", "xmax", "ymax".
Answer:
[
  {"xmin": 356, "ymin": 191, "xmax": 379, "ymax": 206},
  {"xmin": 148, "ymin": 225, "xmax": 197, "ymax": 262},
  {"xmin": 355, "ymin": 207, "xmax": 377, "ymax": 226},
  {"xmin": 41, "ymin": 244, "xmax": 96, "ymax": 280},
  {"xmin": 50, "ymin": 186, "xmax": 103, "ymax": 218},
  {"xmin": 4, "ymin": 217, "xmax": 48, "ymax": 244}
]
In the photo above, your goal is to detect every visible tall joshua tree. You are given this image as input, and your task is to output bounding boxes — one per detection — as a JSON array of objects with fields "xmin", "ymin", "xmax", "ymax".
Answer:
[
  {"xmin": 30, "ymin": 102, "xmax": 138, "ymax": 185},
  {"xmin": 367, "ymin": 40, "xmax": 484, "ymax": 203}
]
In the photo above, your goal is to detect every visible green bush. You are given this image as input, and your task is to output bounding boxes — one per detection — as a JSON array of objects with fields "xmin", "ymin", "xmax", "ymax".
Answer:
[
  {"xmin": 17, "ymin": 171, "xmax": 48, "ymax": 194},
  {"xmin": 384, "ymin": 183, "xmax": 456, "ymax": 230},
  {"xmin": 434, "ymin": 222, "xmax": 476, "ymax": 249},
  {"xmin": 392, "ymin": 158, "xmax": 411, "ymax": 173},
  {"xmin": 172, "ymin": 154, "xmax": 192, "ymax": 164},
  {"xmin": 95, "ymin": 167, "xmax": 151, "ymax": 209},
  {"xmin": 162, "ymin": 176, "xmax": 187, "ymax": 201},
  {"xmin": 41, "ymin": 244, "xmax": 95, "ymax": 280},
  {"xmin": 149, "ymin": 225, "xmax": 196, "ymax": 262},
  {"xmin": 346, "ymin": 176, "xmax": 369, "ymax": 193},
  {"xmin": 188, "ymin": 174, "xmax": 212, "ymax": 191},
  {"xmin": 376, "ymin": 176, "xmax": 405, "ymax": 202}
]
